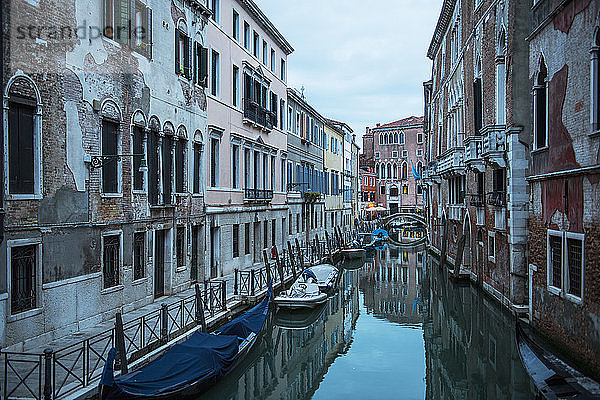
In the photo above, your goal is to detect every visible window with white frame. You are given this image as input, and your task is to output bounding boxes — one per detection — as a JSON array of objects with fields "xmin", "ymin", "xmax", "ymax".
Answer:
[
  {"xmin": 232, "ymin": 9, "xmax": 239, "ymax": 41},
  {"xmin": 210, "ymin": 136, "xmax": 220, "ymax": 187},
  {"xmin": 280, "ymin": 59, "xmax": 286, "ymax": 81},
  {"xmin": 402, "ymin": 150, "xmax": 408, "ymax": 158},
  {"xmin": 375, "ymin": 152, "xmax": 380, "ymax": 159},
  {"xmin": 287, "ymin": 106, "xmax": 293, "ymax": 132},
  {"xmin": 262, "ymin": 40, "xmax": 268, "ymax": 65},
  {"xmin": 232, "ymin": 64, "xmax": 239, "ymax": 107},
  {"xmin": 211, "ymin": 49, "xmax": 220, "ymax": 97},
  {"xmin": 488, "ymin": 232, "xmax": 495, "ymax": 262},
  {"xmin": 101, "ymin": 119, "xmax": 120, "ymax": 194},
  {"xmin": 417, "ymin": 149, "xmax": 423, "ymax": 156},
  {"xmin": 547, "ymin": 230, "xmax": 584, "ymax": 300},
  {"xmin": 271, "ymin": 49, "xmax": 276, "ymax": 73},
  {"xmin": 232, "ymin": 144, "xmax": 240, "ymax": 189},
  {"xmin": 210, "ymin": 0, "xmax": 219, "ymax": 23},
  {"xmin": 392, "ymin": 151, "xmax": 398, "ymax": 158}
]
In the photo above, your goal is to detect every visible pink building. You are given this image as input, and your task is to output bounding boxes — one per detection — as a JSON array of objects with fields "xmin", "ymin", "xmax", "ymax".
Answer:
[{"xmin": 364, "ymin": 116, "xmax": 425, "ymax": 214}]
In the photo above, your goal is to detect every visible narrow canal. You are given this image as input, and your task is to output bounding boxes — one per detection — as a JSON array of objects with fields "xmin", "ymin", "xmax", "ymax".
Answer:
[{"xmin": 199, "ymin": 246, "xmax": 537, "ymax": 399}]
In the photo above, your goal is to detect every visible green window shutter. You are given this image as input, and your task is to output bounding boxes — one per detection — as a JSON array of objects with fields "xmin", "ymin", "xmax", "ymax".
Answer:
[
  {"xmin": 200, "ymin": 46, "xmax": 208, "ymax": 87},
  {"xmin": 175, "ymin": 29, "xmax": 180, "ymax": 75}
]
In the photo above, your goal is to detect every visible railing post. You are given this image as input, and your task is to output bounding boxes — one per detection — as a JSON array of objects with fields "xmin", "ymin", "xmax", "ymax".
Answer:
[
  {"xmin": 263, "ymin": 249, "xmax": 271, "ymax": 285},
  {"xmin": 221, "ymin": 280, "xmax": 227, "ymax": 310},
  {"xmin": 295, "ymin": 238, "xmax": 304, "ymax": 270},
  {"xmin": 43, "ymin": 348, "xmax": 52, "ymax": 400},
  {"xmin": 234, "ymin": 268, "xmax": 239, "ymax": 295},
  {"xmin": 251, "ymin": 269, "xmax": 256, "ymax": 296},
  {"xmin": 114, "ymin": 312, "xmax": 128, "ymax": 374},
  {"xmin": 195, "ymin": 284, "xmax": 206, "ymax": 332},
  {"xmin": 160, "ymin": 303, "xmax": 169, "ymax": 344},
  {"xmin": 203, "ymin": 280, "xmax": 209, "ymax": 312},
  {"xmin": 274, "ymin": 246, "xmax": 284, "ymax": 288}
]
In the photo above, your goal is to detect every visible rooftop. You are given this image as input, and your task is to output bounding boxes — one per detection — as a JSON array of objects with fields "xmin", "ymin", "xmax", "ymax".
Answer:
[{"xmin": 371, "ymin": 116, "xmax": 424, "ymax": 131}]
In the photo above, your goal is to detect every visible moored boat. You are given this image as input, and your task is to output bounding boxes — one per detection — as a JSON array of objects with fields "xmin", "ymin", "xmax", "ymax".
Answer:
[
  {"xmin": 305, "ymin": 264, "xmax": 339, "ymax": 291},
  {"xmin": 98, "ymin": 290, "xmax": 272, "ymax": 399},
  {"xmin": 341, "ymin": 248, "xmax": 366, "ymax": 259},
  {"xmin": 274, "ymin": 274, "xmax": 328, "ymax": 309},
  {"xmin": 516, "ymin": 323, "xmax": 600, "ymax": 399}
]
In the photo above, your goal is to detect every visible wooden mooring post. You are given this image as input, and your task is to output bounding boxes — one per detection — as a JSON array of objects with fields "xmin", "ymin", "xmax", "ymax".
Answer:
[
  {"xmin": 295, "ymin": 238, "xmax": 304, "ymax": 270},
  {"xmin": 114, "ymin": 312, "xmax": 128, "ymax": 374},
  {"xmin": 195, "ymin": 284, "xmax": 206, "ymax": 332},
  {"xmin": 263, "ymin": 249, "xmax": 272, "ymax": 285},
  {"xmin": 274, "ymin": 246, "xmax": 285, "ymax": 289},
  {"xmin": 43, "ymin": 348, "xmax": 53, "ymax": 400},
  {"xmin": 325, "ymin": 231, "xmax": 334, "ymax": 264},
  {"xmin": 287, "ymin": 241, "xmax": 297, "ymax": 279}
]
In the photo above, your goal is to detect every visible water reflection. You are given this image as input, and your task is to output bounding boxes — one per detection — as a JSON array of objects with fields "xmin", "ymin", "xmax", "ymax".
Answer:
[
  {"xmin": 199, "ymin": 247, "xmax": 537, "ymax": 399},
  {"xmin": 423, "ymin": 258, "xmax": 536, "ymax": 399}
]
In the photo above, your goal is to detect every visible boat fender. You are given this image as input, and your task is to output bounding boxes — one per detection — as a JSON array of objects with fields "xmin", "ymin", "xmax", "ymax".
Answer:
[{"xmin": 98, "ymin": 347, "xmax": 116, "ymax": 400}]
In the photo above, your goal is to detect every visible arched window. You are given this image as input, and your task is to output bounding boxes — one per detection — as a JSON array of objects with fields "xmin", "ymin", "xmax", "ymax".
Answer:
[
  {"xmin": 378, "ymin": 164, "xmax": 383, "ymax": 179},
  {"xmin": 379, "ymin": 134, "xmax": 384, "ymax": 145},
  {"xmin": 533, "ymin": 56, "xmax": 548, "ymax": 149},
  {"xmin": 387, "ymin": 163, "xmax": 392, "ymax": 179},
  {"xmin": 5, "ymin": 73, "xmax": 42, "ymax": 197},
  {"xmin": 417, "ymin": 161, "xmax": 423, "ymax": 176},
  {"xmin": 401, "ymin": 162, "xmax": 407, "ymax": 180},
  {"xmin": 393, "ymin": 133, "xmax": 399, "ymax": 143},
  {"xmin": 496, "ymin": 28, "xmax": 506, "ymax": 125},
  {"xmin": 393, "ymin": 164, "xmax": 398, "ymax": 179},
  {"xmin": 399, "ymin": 131, "xmax": 405, "ymax": 144},
  {"xmin": 390, "ymin": 185, "xmax": 399, "ymax": 197}
]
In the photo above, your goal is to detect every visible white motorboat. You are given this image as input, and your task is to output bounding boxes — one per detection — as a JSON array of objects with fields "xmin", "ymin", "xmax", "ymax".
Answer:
[
  {"xmin": 304, "ymin": 264, "xmax": 339, "ymax": 291},
  {"xmin": 274, "ymin": 274, "xmax": 328, "ymax": 309}
]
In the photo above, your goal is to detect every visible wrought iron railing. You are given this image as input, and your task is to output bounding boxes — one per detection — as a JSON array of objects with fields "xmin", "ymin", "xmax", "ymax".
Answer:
[
  {"xmin": 244, "ymin": 188, "xmax": 273, "ymax": 201},
  {"xmin": 469, "ymin": 193, "xmax": 485, "ymax": 208},
  {"xmin": 487, "ymin": 191, "xmax": 506, "ymax": 207},
  {"xmin": 243, "ymin": 98, "xmax": 276, "ymax": 130}
]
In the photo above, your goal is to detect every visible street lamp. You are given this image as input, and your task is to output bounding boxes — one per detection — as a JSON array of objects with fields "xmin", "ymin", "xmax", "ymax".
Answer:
[{"xmin": 90, "ymin": 154, "xmax": 148, "ymax": 173}]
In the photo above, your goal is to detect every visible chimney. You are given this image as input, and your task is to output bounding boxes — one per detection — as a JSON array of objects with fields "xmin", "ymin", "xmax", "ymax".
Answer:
[{"xmin": 376, "ymin": 123, "xmax": 380, "ymax": 127}]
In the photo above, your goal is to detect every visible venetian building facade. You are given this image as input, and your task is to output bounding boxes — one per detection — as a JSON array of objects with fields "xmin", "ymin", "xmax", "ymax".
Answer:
[
  {"xmin": 366, "ymin": 116, "xmax": 425, "ymax": 214},
  {"xmin": 2, "ymin": 0, "xmax": 210, "ymax": 348},
  {"xmin": 204, "ymin": 0, "xmax": 293, "ymax": 277},
  {"xmin": 323, "ymin": 121, "xmax": 345, "ymax": 230},
  {"xmin": 286, "ymin": 89, "xmax": 327, "ymax": 245},
  {"xmin": 527, "ymin": 0, "xmax": 600, "ymax": 376},
  {"xmin": 423, "ymin": 0, "xmax": 530, "ymax": 309}
]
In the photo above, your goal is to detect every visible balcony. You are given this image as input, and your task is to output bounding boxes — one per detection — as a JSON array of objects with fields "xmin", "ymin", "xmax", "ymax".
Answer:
[
  {"xmin": 244, "ymin": 188, "xmax": 273, "ymax": 202},
  {"xmin": 422, "ymin": 161, "xmax": 441, "ymax": 184},
  {"xmin": 487, "ymin": 191, "xmax": 506, "ymax": 207},
  {"xmin": 448, "ymin": 204, "xmax": 464, "ymax": 221},
  {"xmin": 243, "ymin": 98, "xmax": 276, "ymax": 132},
  {"xmin": 437, "ymin": 147, "xmax": 465, "ymax": 178},
  {"xmin": 464, "ymin": 136, "xmax": 485, "ymax": 172},
  {"xmin": 468, "ymin": 193, "xmax": 485, "ymax": 208},
  {"xmin": 481, "ymin": 125, "xmax": 506, "ymax": 168}
]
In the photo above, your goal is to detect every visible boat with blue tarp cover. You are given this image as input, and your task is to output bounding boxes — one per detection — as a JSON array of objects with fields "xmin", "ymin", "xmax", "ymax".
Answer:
[{"xmin": 98, "ymin": 288, "xmax": 272, "ymax": 399}]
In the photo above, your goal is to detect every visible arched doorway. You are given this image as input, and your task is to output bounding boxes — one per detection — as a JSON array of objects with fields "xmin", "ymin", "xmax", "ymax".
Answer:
[{"xmin": 463, "ymin": 214, "xmax": 471, "ymax": 269}]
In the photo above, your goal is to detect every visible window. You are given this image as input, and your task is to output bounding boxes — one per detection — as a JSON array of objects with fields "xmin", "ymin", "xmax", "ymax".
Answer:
[
  {"xmin": 10, "ymin": 244, "xmax": 38, "ymax": 314},
  {"xmin": 271, "ymin": 49, "xmax": 276, "ymax": 73},
  {"xmin": 488, "ymin": 232, "xmax": 495, "ymax": 262},
  {"xmin": 175, "ymin": 28, "xmax": 191, "ymax": 79},
  {"xmin": 162, "ymin": 135, "xmax": 173, "ymax": 204},
  {"xmin": 262, "ymin": 40, "xmax": 268, "ymax": 65},
  {"xmin": 417, "ymin": 149, "xmax": 423, "ymax": 157},
  {"xmin": 232, "ymin": 9, "xmax": 239, "ymax": 41},
  {"xmin": 281, "ymin": 59, "xmax": 286, "ymax": 81},
  {"xmin": 101, "ymin": 119, "xmax": 119, "ymax": 194},
  {"xmin": 547, "ymin": 231, "xmax": 584, "ymax": 300},
  {"xmin": 392, "ymin": 151, "xmax": 398, "ymax": 158},
  {"xmin": 132, "ymin": 127, "xmax": 145, "ymax": 191},
  {"xmin": 271, "ymin": 155, "xmax": 276, "ymax": 190},
  {"xmin": 175, "ymin": 139, "xmax": 185, "ymax": 193},
  {"xmin": 103, "ymin": 234, "xmax": 121, "ymax": 289},
  {"xmin": 473, "ymin": 77, "xmax": 483, "ymax": 135},
  {"xmin": 271, "ymin": 220, "xmax": 276, "ymax": 248},
  {"xmin": 211, "ymin": 50, "xmax": 220, "ymax": 97},
  {"xmin": 496, "ymin": 30, "xmax": 506, "ymax": 125},
  {"xmin": 244, "ymin": 223, "xmax": 251, "ymax": 255},
  {"xmin": 592, "ymin": 30, "xmax": 600, "ymax": 130},
  {"xmin": 401, "ymin": 163, "xmax": 407, "ymax": 179},
  {"xmin": 375, "ymin": 152, "xmax": 380, "ymax": 159},
  {"xmin": 8, "ymin": 101, "xmax": 36, "ymax": 195},
  {"xmin": 193, "ymin": 42, "xmax": 208, "ymax": 86},
  {"xmin": 210, "ymin": 0, "xmax": 219, "ymax": 23},
  {"xmin": 133, "ymin": 232, "xmax": 145, "ymax": 281},
  {"xmin": 233, "ymin": 224, "xmax": 240, "ymax": 258},
  {"xmin": 380, "ymin": 185, "xmax": 385, "ymax": 195},
  {"xmin": 176, "ymin": 225, "xmax": 186, "ymax": 267},
  {"xmin": 534, "ymin": 57, "xmax": 548, "ymax": 149},
  {"xmin": 148, "ymin": 128, "xmax": 160, "ymax": 204},
  {"xmin": 263, "ymin": 221, "xmax": 268, "ymax": 249},
  {"xmin": 232, "ymin": 144, "xmax": 240, "ymax": 189},
  {"xmin": 193, "ymin": 143, "xmax": 202, "ymax": 194},
  {"xmin": 417, "ymin": 132, "xmax": 423, "ymax": 144},
  {"xmin": 253, "ymin": 31, "xmax": 259, "ymax": 58},
  {"xmin": 243, "ymin": 22, "xmax": 250, "ymax": 50},
  {"xmin": 402, "ymin": 150, "xmax": 408, "ymax": 158},
  {"xmin": 402, "ymin": 185, "xmax": 408, "ymax": 195},
  {"xmin": 210, "ymin": 137, "xmax": 220, "ymax": 187},
  {"xmin": 280, "ymin": 99, "xmax": 285, "ymax": 130},
  {"xmin": 103, "ymin": 0, "xmax": 152, "ymax": 57},
  {"xmin": 233, "ymin": 65, "xmax": 240, "ymax": 107},
  {"xmin": 399, "ymin": 132, "xmax": 405, "ymax": 144}
]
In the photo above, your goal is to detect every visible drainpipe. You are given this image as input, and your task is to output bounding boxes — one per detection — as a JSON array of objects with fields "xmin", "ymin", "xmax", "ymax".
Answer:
[{"xmin": 0, "ymin": 0, "xmax": 5, "ymax": 245}]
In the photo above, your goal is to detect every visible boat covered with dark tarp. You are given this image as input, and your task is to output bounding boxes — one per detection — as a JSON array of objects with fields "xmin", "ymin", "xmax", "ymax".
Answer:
[{"xmin": 99, "ymin": 291, "xmax": 271, "ymax": 399}]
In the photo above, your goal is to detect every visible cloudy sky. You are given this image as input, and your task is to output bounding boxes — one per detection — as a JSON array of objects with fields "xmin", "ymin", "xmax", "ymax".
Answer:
[{"xmin": 256, "ymin": 0, "xmax": 443, "ymax": 147}]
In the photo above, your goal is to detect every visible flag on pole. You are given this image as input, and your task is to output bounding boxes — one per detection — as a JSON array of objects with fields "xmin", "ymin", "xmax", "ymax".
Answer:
[{"xmin": 411, "ymin": 161, "xmax": 421, "ymax": 179}]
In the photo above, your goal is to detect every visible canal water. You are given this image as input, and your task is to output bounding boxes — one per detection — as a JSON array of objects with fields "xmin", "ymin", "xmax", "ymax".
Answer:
[{"xmin": 199, "ymin": 246, "xmax": 537, "ymax": 399}]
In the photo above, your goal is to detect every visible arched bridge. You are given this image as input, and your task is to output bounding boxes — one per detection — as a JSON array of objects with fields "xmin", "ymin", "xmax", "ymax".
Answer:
[{"xmin": 381, "ymin": 212, "xmax": 426, "ymax": 227}]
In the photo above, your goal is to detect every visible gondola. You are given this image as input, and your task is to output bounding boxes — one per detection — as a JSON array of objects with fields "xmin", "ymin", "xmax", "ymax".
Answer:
[
  {"xmin": 98, "ymin": 288, "xmax": 273, "ymax": 399},
  {"xmin": 516, "ymin": 323, "xmax": 600, "ymax": 399}
]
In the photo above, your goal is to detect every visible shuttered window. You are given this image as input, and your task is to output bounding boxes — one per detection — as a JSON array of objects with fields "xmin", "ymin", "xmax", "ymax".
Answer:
[
  {"xmin": 101, "ymin": 120, "xmax": 119, "ymax": 194},
  {"xmin": 8, "ymin": 101, "xmax": 35, "ymax": 194},
  {"xmin": 175, "ymin": 139, "xmax": 185, "ymax": 193},
  {"xmin": 133, "ymin": 126, "xmax": 144, "ymax": 191}
]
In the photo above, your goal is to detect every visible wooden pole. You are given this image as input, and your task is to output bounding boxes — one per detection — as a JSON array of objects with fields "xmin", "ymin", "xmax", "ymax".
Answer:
[
  {"xmin": 114, "ymin": 312, "xmax": 128, "ymax": 374},
  {"xmin": 295, "ymin": 238, "xmax": 304, "ymax": 270},
  {"xmin": 263, "ymin": 249, "xmax": 271, "ymax": 285},
  {"xmin": 274, "ymin": 246, "xmax": 285, "ymax": 288},
  {"xmin": 287, "ymin": 241, "xmax": 297, "ymax": 278},
  {"xmin": 195, "ymin": 284, "xmax": 206, "ymax": 332}
]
